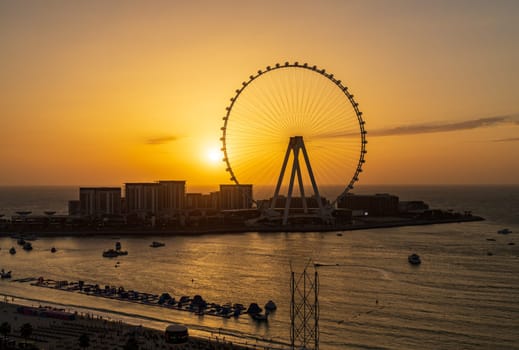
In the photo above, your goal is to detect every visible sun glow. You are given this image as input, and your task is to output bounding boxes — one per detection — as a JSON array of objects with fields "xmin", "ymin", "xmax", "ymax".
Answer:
[{"xmin": 207, "ymin": 148, "xmax": 221, "ymax": 164}]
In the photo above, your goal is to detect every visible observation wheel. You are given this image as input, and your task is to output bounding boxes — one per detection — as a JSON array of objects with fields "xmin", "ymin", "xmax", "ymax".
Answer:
[{"xmin": 220, "ymin": 62, "xmax": 367, "ymax": 211}]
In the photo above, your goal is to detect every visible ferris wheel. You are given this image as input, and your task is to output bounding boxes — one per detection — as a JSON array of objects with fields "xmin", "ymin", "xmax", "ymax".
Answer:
[{"xmin": 220, "ymin": 62, "xmax": 367, "ymax": 221}]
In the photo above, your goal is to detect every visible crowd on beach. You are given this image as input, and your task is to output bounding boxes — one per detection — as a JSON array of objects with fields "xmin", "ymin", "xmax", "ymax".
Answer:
[{"xmin": 0, "ymin": 299, "xmax": 279, "ymax": 350}]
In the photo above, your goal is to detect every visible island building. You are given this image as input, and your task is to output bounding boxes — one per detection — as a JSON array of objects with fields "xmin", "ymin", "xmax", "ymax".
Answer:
[
  {"xmin": 219, "ymin": 184, "xmax": 253, "ymax": 210},
  {"xmin": 79, "ymin": 187, "xmax": 122, "ymax": 217},
  {"xmin": 72, "ymin": 182, "xmax": 253, "ymax": 220},
  {"xmin": 185, "ymin": 193, "xmax": 214, "ymax": 209},
  {"xmin": 337, "ymin": 193, "xmax": 399, "ymax": 216}
]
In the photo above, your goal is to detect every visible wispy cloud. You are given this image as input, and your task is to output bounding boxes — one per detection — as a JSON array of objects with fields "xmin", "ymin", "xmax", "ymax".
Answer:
[
  {"xmin": 312, "ymin": 114, "xmax": 519, "ymax": 139},
  {"xmin": 370, "ymin": 115, "xmax": 518, "ymax": 137},
  {"xmin": 493, "ymin": 137, "xmax": 519, "ymax": 142},
  {"xmin": 146, "ymin": 135, "xmax": 180, "ymax": 145}
]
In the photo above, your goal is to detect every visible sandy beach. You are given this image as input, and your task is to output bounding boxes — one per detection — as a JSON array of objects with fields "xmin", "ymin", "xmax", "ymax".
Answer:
[{"xmin": 0, "ymin": 300, "xmax": 255, "ymax": 350}]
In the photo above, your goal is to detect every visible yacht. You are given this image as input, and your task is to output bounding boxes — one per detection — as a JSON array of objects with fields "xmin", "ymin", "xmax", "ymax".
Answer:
[{"xmin": 408, "ymin": 253, "xmax": 421, "ymax": 265}]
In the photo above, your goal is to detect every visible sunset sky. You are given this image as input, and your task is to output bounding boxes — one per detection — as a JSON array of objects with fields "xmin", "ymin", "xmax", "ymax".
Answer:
[{"xmin": 1, "ymin": 0, "xmax": 518, "ymax": 188}]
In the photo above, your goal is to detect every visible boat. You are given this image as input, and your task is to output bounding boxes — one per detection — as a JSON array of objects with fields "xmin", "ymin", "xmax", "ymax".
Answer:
[
  {"xmin": 150, "ymin": 241, "xmax": 165, "ymax": 248},
  {"xmin": 250, "ymin": 312, "xmax": 269, "ymax": 321},
  {"xmin": 22, "ymin": 242, "xmax": 33, "ymax": 251},
  {"xmin": 9, "ymin": 247, "xmax": 16, "ymax": 255},
  {"xmin": 102, "ymin": 248, "xmax": 128, "ymax": 258},
  {"xmin": 51, "ymin": 247, "xmax": 57, "ymax": 253},
  {"xmin": 497, "ymin": 228, "xmax": 512, "ymax": 234},
  {"xmin": 408, "ymin": 253, "xmax": 421, "ymax": 265},
  {"xmin": 103, "ymin": 249, "xmax": 119, "ymax": 258},
  {"xmin": 264, "ymin": 300, "xmax": 277, "ymax": 311},
  {"xmin": 1, "ymin": 269, "xmax": 12, "ymax": 279}
]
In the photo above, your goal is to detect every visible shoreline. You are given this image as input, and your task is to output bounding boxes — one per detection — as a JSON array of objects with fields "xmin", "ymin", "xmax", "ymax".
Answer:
[
  {"xmin": 0, "ymin": 215, "xmax": 484, "ymax": 237},
  {"xmin": 0, "ymin": 299, "xmax": 271, "ymax": 349}
]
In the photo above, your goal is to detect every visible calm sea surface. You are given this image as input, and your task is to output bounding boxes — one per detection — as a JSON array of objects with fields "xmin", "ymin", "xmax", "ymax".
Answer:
[{"xmin": 0, "ymin": 185, "xmax": 518, "ymax": 349}]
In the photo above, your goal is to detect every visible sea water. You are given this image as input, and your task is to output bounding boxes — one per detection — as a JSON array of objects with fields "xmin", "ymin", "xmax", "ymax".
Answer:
[{"xmin": 0, "ymin": 185, "xmax": 518, "ymax": 349}]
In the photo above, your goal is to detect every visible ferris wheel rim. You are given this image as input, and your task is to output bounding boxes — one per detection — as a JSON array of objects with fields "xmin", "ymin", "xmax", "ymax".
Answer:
[{"xmin": 220, "ymin": 61, "xmax": 367, "ymax": 205}]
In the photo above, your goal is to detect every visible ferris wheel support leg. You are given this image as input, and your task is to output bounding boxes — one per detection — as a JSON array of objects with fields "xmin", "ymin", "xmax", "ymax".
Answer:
[
  {"xmin": 283, "ymin": 147, "xmax": 300, "ymax": 226},
  {"xmin": 295, "ymin": 160, "xmax": 308, "ymax": 214},
  {"xmin": 271, "ymin": 140, "xmax": 293, "ymax": 210},
  {"xmin": 300, "ymin": 139, "xmax": 326, "ymax": 221}
]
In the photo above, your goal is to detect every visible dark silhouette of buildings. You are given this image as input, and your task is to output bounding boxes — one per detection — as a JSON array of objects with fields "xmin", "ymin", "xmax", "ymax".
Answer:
[{"xmin": 337, "ymin": 193, "xmax": 399, "ymax": 216}]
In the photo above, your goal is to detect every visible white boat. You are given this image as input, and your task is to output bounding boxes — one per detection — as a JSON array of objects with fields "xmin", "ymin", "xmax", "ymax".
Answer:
[
  {"xmin": 497, "ymin": 228, "xmax": 512, "ymax": 234},
  {"xmin": 408, "ymin": 253, "xmax": 421, "ymax": 265}
]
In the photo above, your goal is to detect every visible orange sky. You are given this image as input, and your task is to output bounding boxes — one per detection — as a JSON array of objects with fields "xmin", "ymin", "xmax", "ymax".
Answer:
[{"xmin": 1, "ymin": 0, "xmax": 518, "ymax": 188}]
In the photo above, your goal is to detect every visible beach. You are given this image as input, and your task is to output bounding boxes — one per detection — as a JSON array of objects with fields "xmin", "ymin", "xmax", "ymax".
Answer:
[{"xmin": 0, "ymin": 300, "xmax": 253, "ymax": 350}]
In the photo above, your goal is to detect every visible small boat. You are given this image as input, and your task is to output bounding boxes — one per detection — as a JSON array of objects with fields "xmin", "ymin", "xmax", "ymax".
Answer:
[
  {"xmin": 103, "ymin": 249, "xmax": 119, "ymax": 258},
  {"xmin": 150, "ymin": 241, "xmax": 165, "ymax": 248},
  {"xmin": 23, "ymin": 242, "xmax": 33, "ymax": 251},
  {"xmin": 0, "ymin": 269, "xmax": 12, "ymax": 279},
  {"xmin": 103, "ymin": 248, "xmax": 128, "ymax": 258},
  {"xmin": 51, "ymin": 247, "xmax": 57, "ymax": 253},
  {"xmin": 498, "ymin": 228, "xmax": 512, "ymax": 234},
  {"xmin": 264, "ymin": 300, "xmax": 277, "ymax": 311},
  {"xmin": 408, "ymin": 253, "xmax": 421, "ymax": 265},
  {"xmin": 250, "ymin": 312, "xmax": 269, "ymax": 322},
  {"xmin": 9, "ymin": 247, "xmax": 16, "ymax": 255}
]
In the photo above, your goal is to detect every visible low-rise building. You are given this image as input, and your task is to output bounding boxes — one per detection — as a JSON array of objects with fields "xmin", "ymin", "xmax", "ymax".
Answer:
[{"xmin": 337, "ymin": 193, "xmax": 399, "ymax": 216}]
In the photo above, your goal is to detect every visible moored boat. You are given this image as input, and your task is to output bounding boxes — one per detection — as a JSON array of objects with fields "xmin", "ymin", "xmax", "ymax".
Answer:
[
  {"xmin": 103, "ymin": 248, "xmax": 128, "ymax": 258},
  {"xmin": 264, "ymin": 300, "xmax": 277, "ymax": 311},
  {"xmin": 408, "ymin": 253, "xmax": 421, "ymax": 265}
]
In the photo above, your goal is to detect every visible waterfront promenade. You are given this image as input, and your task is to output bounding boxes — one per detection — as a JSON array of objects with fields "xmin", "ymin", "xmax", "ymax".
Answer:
[{"xmin": 0, "ymin": 300, "xmax": 258, "ymax": 350}]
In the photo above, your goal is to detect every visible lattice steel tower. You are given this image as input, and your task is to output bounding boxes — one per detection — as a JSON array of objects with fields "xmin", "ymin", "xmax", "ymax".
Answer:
[{"xmin": 291, "ymin": 264, "xmax": 319, "ymax": 350}]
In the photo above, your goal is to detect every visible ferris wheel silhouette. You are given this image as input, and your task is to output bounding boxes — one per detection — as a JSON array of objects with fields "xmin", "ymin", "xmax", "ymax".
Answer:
[{"xmin": 221, "ymin": 62, "xmax": 367, "ymax": 225}]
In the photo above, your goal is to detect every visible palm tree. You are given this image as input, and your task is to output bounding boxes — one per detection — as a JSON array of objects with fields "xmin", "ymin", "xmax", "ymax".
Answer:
[
  {"xmin": 123, "ymin": 334, "xmax": 139, "ymax": 350},
  {"xmin": 20, "ymin": 323, "xmax": 33, "ymax": 345},
  {"xmin": 0, "ymin": 321, "xmax": 12, "ymax": 345},
  {"xmin": 79, "ymin": 333, "xmax": 90, "ymax": 349}
]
